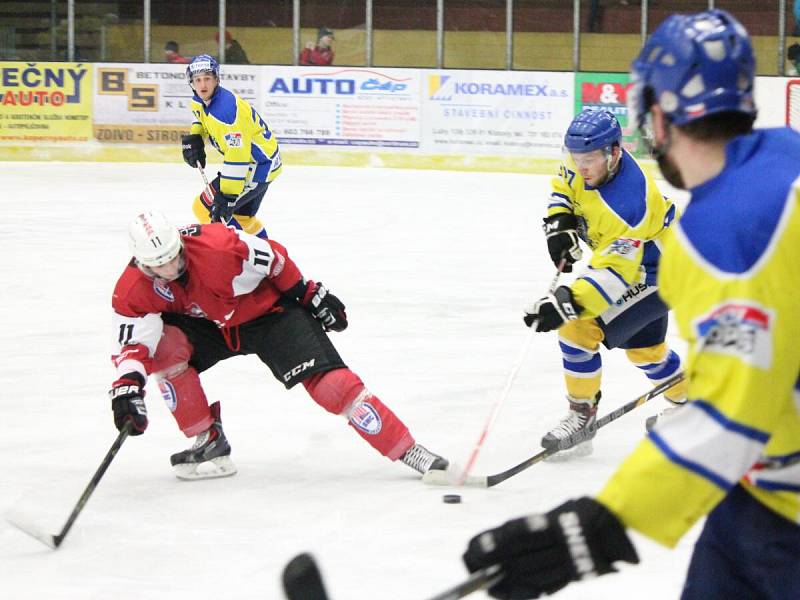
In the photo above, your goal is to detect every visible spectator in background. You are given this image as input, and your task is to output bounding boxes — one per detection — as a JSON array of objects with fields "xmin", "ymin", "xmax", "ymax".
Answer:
[
  {"xmin": 164, "ymin": 41, "xmax": 190, "ymax": 64},
  {"xmin": 788, "ymin": 43, "xmax": 800, "ymax": 75},
  {"xmin": 588, "ymin": 0, "xmax": 601, "ymax": 32},
  {"xmin": 215, "ymin": 30, "xmax": 250, "ymax": 64},
  {"xmin": 299, "ymin": 27, "xmax": 335, "ymax": 66}
]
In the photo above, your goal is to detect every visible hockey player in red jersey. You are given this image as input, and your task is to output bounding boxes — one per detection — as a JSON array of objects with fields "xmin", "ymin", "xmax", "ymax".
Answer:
[{"xmin": 109, "ymin": 211, "xmax": 448, "ymax": 480}]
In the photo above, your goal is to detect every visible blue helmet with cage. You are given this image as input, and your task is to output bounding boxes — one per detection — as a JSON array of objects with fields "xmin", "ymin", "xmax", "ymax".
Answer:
[
  {"xmin": 186, "ymin": 54, "xmax": 220, "ymax": 81},
  {"xmin": 628, "ymin": 9, "xmax": 756, "ymax": 131},
  {"xmin": 564, "ymin": 109, "xmax": 622, "ymax": 154}
]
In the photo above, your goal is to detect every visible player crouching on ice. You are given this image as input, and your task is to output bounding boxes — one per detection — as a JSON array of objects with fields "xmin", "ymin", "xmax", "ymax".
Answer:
[
  {"xmin": 525, "ymin": 108, "xmax": 686, "ymax": 458},
  {"xmin": 109, "ymin": 211, "xmax": 448, "ymax": 480}
]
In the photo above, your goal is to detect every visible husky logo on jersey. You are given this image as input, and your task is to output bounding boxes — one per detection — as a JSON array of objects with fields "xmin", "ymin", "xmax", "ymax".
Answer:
[
  {"xmin": 604, "ymin": 238, "xmax": 642, "ymax": 259},
  {"xmin": 153, "ymin": 279, "xmax": 175, "ymax": 302},
  {"xmin": 224, "ymin": 132, "xmax": 242, "ymax": 148},
  {"xmin": 614, "ymin": 283, "xmax": 649, "ymax": 306},
  {"xmin": 158, "ymin": 380, "xmax": 178, "ymax": 412},
  {"xmin": 350, "ymin": 401, "xmax": 382, "ymax": 435},
  {"xmin": 694, "ymin": 301, "xmax": 774, "ymax": 369}
]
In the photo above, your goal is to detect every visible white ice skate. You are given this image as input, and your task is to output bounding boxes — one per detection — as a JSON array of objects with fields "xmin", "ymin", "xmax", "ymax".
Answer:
[
  {"xmin": 645, "ymin": 401, "xmax": 686, "ymax": 432},
  {"xmin": 541, "ymin": 394, "xmax": 599, "ymax": 460},
  {"xmin": 400, "ymin": 444, "xmax": 449, "ymax": 475}
]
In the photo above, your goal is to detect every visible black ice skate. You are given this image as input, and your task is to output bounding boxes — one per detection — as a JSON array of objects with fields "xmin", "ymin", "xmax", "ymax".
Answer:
[
  {"xmin": 645, "ymin": 399, "xmax": 687, "ymax": 432},
  {"xmin": 541, "ymin": 392, "xmax": 600, "ymax": 458},
  {"xmin": 401, "ymin": 444, "xmax": 449, "ymax": 475},
  {"xmin": 170, "ymin": 401, "xmax": 237, "ymax": 480}
]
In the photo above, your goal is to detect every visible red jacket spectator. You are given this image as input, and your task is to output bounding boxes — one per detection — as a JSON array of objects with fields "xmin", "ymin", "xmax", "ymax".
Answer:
[
  {"xmin": 299, "ymin": 27, "xmax": 335, "ymax": 66},
  {"xmin": 165, "ymin": 41, "xmax": 191, "ymax": 64}
]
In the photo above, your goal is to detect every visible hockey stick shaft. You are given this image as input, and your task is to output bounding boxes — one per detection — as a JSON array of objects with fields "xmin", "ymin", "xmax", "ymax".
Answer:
[
  {"xmin": 485, "ymin": 371, "xmax": 685, "ymax": 487},
  {"xmin": 281, "ymin": 553, "xmax": 500, "ymax": 600},
  {"xmin": 425, "ymin": 565, "xmax": 503, "ymax": 600},
  {"xmin": 9, "ymin": 423, "xmax": 131, "ymax": 549},
  {"xmin": 197, "ymin": 162, "xmax": 216, "ymax": 205},
  {"xmin": 456, "ymin": 260, "xmax": 567, "ymax": 486}
]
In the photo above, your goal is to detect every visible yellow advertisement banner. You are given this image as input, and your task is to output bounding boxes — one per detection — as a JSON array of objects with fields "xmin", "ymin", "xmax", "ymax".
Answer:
[
  {"xmin": 0, "ymin": 62, "xmax": 93, "ymax": 142},
  {"xmin": 93, "ymin": 124, "xmax": 190, "ymax": 144}
]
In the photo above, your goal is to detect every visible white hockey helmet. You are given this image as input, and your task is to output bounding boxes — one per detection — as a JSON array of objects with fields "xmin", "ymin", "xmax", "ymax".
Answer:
[{"xmin": 128, "ymin": 211, "xmax": 183, "ymax": 267}]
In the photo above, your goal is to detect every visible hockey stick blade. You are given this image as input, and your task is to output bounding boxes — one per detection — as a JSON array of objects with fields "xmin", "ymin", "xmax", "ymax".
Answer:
[
  {"xmin": 484, "ymin": 372, "xmax": 686, "ymax": 487},
  {"xmin": 282, "ymin": 553, "xmax": 330, "ymax": 600},
  {"xmin": 5, "ymin": 509, "xmax": 60, "ymax": 549},
  {"xmin": 422, "ymin": 468, "xmax": 488, "ymax": 488},
  {"xmin": 6, "ymin": 424, "xmax": 131, "ymax": 550},
  {"xmin": 425, "ymin": 565, "xmax": 503, "ymax": 600}
]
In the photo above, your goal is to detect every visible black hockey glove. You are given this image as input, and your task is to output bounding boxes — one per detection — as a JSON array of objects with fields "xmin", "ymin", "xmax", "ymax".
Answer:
[
  {"xmin": 463, "ymin": 497, "xmax": 638, "ymax": 600},
  {"xmin": 523, "ymin": 286, "xmax": 581, "ymax": 332},
  {"xmin": 210, "ymin": 190, "xmax": 238, "ymax": 223},
  {"xmin": 109, "ymin": 372, "xmax": 148, "ymax": 435},
  {"xmin": 542, "ymin": 213, "xmax": 582, "ymax": 273},
  {"xmin": 181, "ymin": 134, "xmax": 206, "ymax": 169},
  {"xmin": 289, "ymin": 280, "xmax": 348, "ymax": 332}
]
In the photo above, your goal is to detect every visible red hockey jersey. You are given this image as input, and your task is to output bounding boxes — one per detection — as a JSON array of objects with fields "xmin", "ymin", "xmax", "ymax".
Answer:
[{"xmin": 111, "ymin": 224, "xmax": 302, "ymax": 377}]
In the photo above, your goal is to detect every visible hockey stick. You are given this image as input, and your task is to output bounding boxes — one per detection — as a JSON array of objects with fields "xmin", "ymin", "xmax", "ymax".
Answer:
[
  {"xmin": 197, "ymin": 162, "xmax": 214, "ymax": 200},
  {"xmin": 281, "ymin": 552, "xmax": 502, "ymax": 600},
  {"xmin": 425, "ymin": 565, "xmax": 503, "ymax": 600},
  {"xmin": 454, "ymin": 259, "xmax": 567, "ymax": 486},
  {"xmin": 424, "ymin": 370, "xmax": 685, "ymax": 488},
  {"xmin": 282, "ymin": 553, "xmax": 330, "ymax": 600},
  {"xmin": 6, "ymin": 423, "xmax": 132, "ymax": 549}
]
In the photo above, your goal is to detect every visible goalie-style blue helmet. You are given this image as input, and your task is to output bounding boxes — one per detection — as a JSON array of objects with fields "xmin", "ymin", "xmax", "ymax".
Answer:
[
  {"xmin": 186, "ymin": 54, "xmax": 220, "ymax": 81},
  {"xmin": 628, "ymin": 9, "xmax": 756, "ymax": 131},
  {"xmin": 564, "ymin": 109, "xmax": 622, "ymax": 154}
]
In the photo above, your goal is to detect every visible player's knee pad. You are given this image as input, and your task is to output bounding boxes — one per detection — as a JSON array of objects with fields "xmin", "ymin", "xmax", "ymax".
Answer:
[
  {"xmin": 151, "ymin": 325, "xmax": 194, "ymax": 378},
  {"xmin": 303, "ymin": 368, "xmax": 366, "ymax": 416},
  {"xmin": 559, "ymin": 318, "xmax": 604, "ymax": 351}
]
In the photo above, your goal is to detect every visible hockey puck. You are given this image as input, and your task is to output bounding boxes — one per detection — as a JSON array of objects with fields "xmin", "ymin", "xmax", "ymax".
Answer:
[{"xmin": 443, "ymin": 494, "xmax": 462, "ymax": 504}]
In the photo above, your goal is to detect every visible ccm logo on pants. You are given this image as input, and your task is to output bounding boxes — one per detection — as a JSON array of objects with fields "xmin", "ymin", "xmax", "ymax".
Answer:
[{"xmin": 283, "ymin": 359, "xmax": 316, "ymax": 382}]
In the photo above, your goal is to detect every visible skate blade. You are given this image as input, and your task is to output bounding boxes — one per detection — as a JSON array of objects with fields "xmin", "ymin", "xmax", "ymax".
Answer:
[
  {"xmin": 545, "ymin": 440, "xmax": 593, "ymax": 462},
  {"xmin": 173, "ymin": 456, "xmax": 238, "ymax": 481}
]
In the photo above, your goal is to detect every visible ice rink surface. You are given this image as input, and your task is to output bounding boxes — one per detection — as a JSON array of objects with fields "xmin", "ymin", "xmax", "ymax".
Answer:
[{"xmin": 0, "ymin": 162, "xmax": 696, "ymax": 599}]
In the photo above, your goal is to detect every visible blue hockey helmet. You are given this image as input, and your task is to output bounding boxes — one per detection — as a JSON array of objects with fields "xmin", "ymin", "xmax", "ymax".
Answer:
[
  {"xmin": 564, "ymin": 109, "xmax": 622, "ymax": 154},
  {"xmin": 186, "ymin": 54, "xmax": 220, "ymax": 81},
  {"xmin": 628, "ymin": 9, "xmax": 756, "ymax": 131}
]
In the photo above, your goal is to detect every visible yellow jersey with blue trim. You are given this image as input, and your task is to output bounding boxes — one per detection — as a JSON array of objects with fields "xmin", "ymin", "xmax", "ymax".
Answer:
[
  {"xmin": 548, "ymin": 149, "xmax": 677, "ymax": 318},
  {"xmin": 598, "ymin": 128, "xmax": 800, "ymax": 546},
  {"xmin": 189, "ymin": 87, "xmax": 282, "ymax": 197}
]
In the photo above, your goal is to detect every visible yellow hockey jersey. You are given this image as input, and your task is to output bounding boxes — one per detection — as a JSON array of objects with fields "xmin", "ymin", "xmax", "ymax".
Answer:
[
  {"xmin": 548, "ymin": 149, "xmax": 677, "ymax": 318},
  {"xmin": 190, "ymin": 86, "xmax": 282, "ymax": 198},
  {"xmin": 598, "ymin": 128, "xmax": 800, "ymax": 546}
]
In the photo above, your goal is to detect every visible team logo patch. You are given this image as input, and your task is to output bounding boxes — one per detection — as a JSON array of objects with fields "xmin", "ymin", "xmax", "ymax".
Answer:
[
  {"xmin": 694, "ymin": 301, "xmax": 773, "ymax": 369},
  {"xmin": 224, "ymin": 132, "xmax": 243, "ymax": 148},
  {"xmin": 159, "ymin": 380, "xmax": 178, "ymax": 412},
  {"xmin": 152, "ymin": 279, "xmax": 174, "ymax": 302},
  {"xmin": 189, "ymin": 60, "xmax": 213, "ymax": 74},
  {"xmin": 350, "ymin": 402, "xmax": 382, "ymax": 435},
  {"xmin": 603, "ymin": 238, "xmax": 642, "ymax": 259}
]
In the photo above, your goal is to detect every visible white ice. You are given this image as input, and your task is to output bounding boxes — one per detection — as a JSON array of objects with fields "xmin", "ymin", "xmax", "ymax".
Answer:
[{"xmin": 0, "ymin": 162, "xmax": 696, "ymax": 599}]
